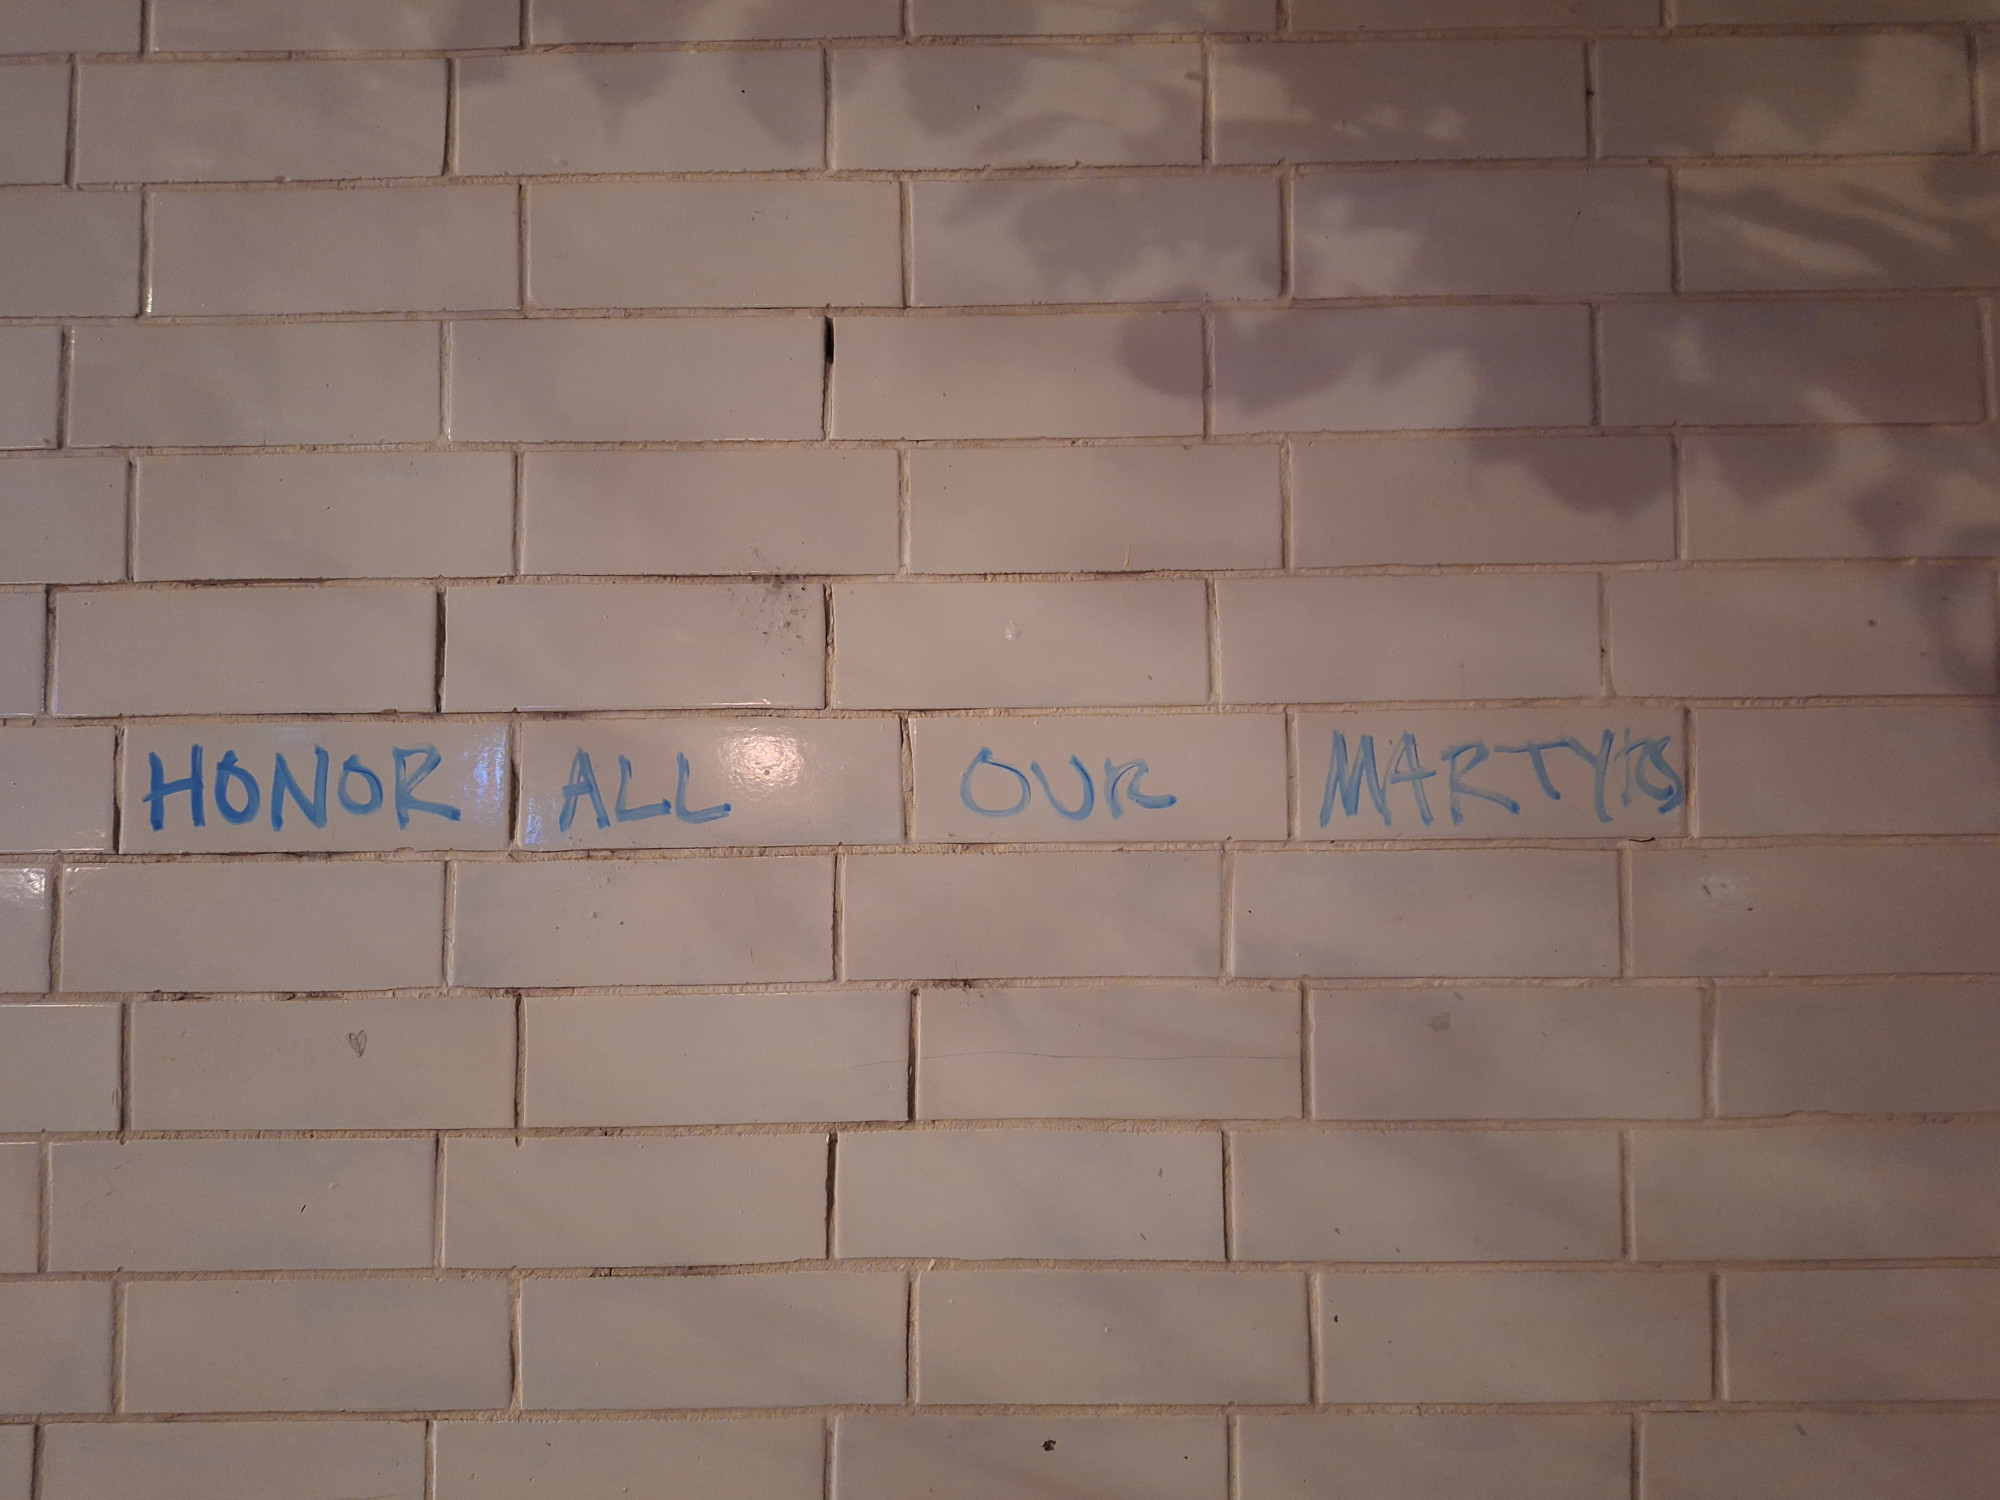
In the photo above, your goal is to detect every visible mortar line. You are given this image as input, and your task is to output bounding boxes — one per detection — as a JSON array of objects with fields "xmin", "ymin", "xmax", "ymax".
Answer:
[
  {"xmin": 897, "ymin": 714, "xmax": 915, "ymax": 843},
  {"xmin": 517, "ymin": 0, "xmax": 531, "ymax": 49},
  {"xmin": 1665, "ymin": 164, "xmax": 1684, "ymax": 297},
  {"xmin": 1620, "ymin": 1130, "xmax": 1636, "ymax": 1261},
  {"xmin": 437, "ymin": 320, "xmax": 453, "ymax": 450},
  {"xmin": 1298, "ymin": 981, "xmax": 1314, "ymax": 1120},
  {"xmin": 55, "ymin": 328, "xmax": 75, "ymax": 451},
  {"xmin": 1587, "ymin": 302, "xmax": 1605, "ymax": 429},
  {"xmin": 109, "ymin": 724, "xmax": 124, "ymax": 850},
  {"xmin": 28, "ymin": 1424, "xmax": 43, "ymax": 1500},
  {"xmin": 1969, "ymin": 31, "xmax": 1986, "ymax": 154},
  {"xmin": 822, "ymin": 1416, "xmax": 836, "ymax": 1500},
  {"xmin": 899, "ymin": 180, "xmax": 915, "ymax": 307},
  {"xmin": 516, "ymin": 183, "xmax": 530, "ymax": 310},
  {"xmin": 896, "ymin": 448, "xmax": 912, "ymax": 574},
  {"xmin": 41, "ymin": 586, "xmax": 56, "ymax": 718},
  {"xmin": 906, "ymin": 985, "xmax": 921, "ymax": 1123},
  {"xmin": 508, "ymin": 1274, "xmax": 524, "ymax": 1413},
  {"xmin": 1278, "ymin": 169, "xmax": 1295, "ymax": 300},
  {"xmin": 109, "ymin": 1277, "xmax": 127, "ymax": 1413},
  {"xmin": 1283, "ymin": 706, "xmax": 1300, "ymax": 841},
  {"xmin": 37, "ymin": 1141, "xmax": 52, "ymax": 1275},
  {"xmin": 432, "ymin": 1132, "xmax": 447, "ymax": 1269},
  {"xmin": 831, "ymin": 850, "xmax": 846, "ymax": 982},
  {"xmin": 1201, "ymin": 311, "xmax": 1217, "ymax": 438},
  {"xmin": 1700, "ymin": 981, "xmax": 1720, "ymax": 1121},
  {"xmin": 1200, "ymin": 39, "xmax": 1216, "ymax": 164},
  {"xmin": 118, "ymin": 998, "xmax": 131, "ymax": 1135},
  {"xmin": 903, "ymin": 1272, "xmax": 917, "ymax": 1406},
  {"xmin": 1617, "ymin": 844, "xmax": 1634, "ymax": 979},
  {"xmin": 1226, "ymin": 1412, "xmax": 1242, "ymax": 1500},
  {"xmin": 1668, "ymin": 433, "xmax": 1688, "ymax": 561},
  {"xmin": 122, "ymin": 457, "xmax": 139, "ymax": 581},
  {"xmin": 444, "ymin": 57, "xmax": 460, "ymax": 176},
  {"xmin": 513, "ymin": 991, "xmax": 527, "ymax": 1131},
  {"xmin": 1219, "ymin": 842, "xmax": 1236, "ymax": 981},
  {"xmin": 1709, "ymin": 1272, "xmax": 1727, "ymax": 1401},
  {"xmin": 1596, "ymin": 571, "xmax": 1613, "ymax": 698},
  {"xmin": 1629, "ymin": 1412, "xmax": 1643, "ymax": 1500},
  {"xmin": 1220, "ymin": 1128, "xmax": 1237, "ymax": 1261},
  {"xmin": 1277, "ymin": 440, "xmax": 1295, "ymax": 571},
  {"xmin": 424, "ymin": 1420, "xmax": 438, "ymax": 1500},
  {"xmin": 440, "ymin": 860, "xmax": 458, "ymax": 993},
  {"xmin": 1205, "ymin": 577, "xmax": 1221, "ymax": 706},
  {"xmin": 1583, "ymin": 38, "xmax": 1601, "ymax": 159},
  {"xmin": 1304, "ymin": 1273, "xmax": 1322, "ymax": 1406},
  {"xmin": 510, "ymin": 450, "xmax": 526, "ymax": 575},
  {"xmin": 63, "ymin": 60, "xmax": 78, "ymax": 186}
]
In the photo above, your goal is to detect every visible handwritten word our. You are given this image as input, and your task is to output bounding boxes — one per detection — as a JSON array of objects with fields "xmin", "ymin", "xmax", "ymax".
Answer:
[
  {"xmin": 961, "ymin": 748, "xmax": 1178, "ymax": 822},
  {"xmin": 556, "ymin": 750, "xmax": 732, "ymax": 832},
  {"xmin": 145, "ymin": 744, "xmax": 461, "ymax": 832},
  {"xmin": 1319, "ymin": 728, "xmax": 1684, "ymax": 829}
]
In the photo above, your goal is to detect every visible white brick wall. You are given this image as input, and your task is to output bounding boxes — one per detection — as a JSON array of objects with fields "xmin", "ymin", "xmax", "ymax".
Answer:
[{"xmin": 1, "ymin": 0, "xmax": 1998, "ymax": 1494}]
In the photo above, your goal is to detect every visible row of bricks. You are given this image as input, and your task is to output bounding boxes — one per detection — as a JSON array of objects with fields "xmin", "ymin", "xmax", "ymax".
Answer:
[
  {"xmin": 5, "ymin": 570, "xmax": 1996, "ymax": 718},
  {"xmin": 10, "ymin": 701, "xmax": 2000, "ymax": 853},
  {"xmin": 4, "ymin": 36, "xmax": 1998, "ymax": 187},
  {"xmin": 16, "ymin": 162, "xmax": 2000, "ymax": 317},
  {"xmin": 4, "ymin": 844, "xmax": 2000, "ymax": 991},
  {"xmin": 5, "ymin": 1123, "xmax": 2000, "ymax": 1270},
  {"xmin": 5, "ymin": 1266, "xmax": 2000, "ymax": 1409},
  {"xmin": 10, "ymin": 434, "xmax": 2000, "ymax": 585},
  {"xmin": 11, "ymin": 982, "xmax": 1994, "ymax": 1132},
  {"xmin": 3, "ymin": 303, "xmax": 1995, "ymax": 449},
  {"xmin": 5, "ymin": 1411, "xmax": 1998, "ymax": 1500}
]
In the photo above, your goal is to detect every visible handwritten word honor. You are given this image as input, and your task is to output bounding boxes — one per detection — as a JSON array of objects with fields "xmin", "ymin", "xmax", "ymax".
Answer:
[
  {"xmin": 960, "ymin": 748, "xmax": 1179, "ymax": 822},
  {"xmin": 554, "ymin": 750, "xmax": 733, "ymax": 831},
  {"xmin": 145, "ymin": 744, "xmax": 462, "ymax": 832}
]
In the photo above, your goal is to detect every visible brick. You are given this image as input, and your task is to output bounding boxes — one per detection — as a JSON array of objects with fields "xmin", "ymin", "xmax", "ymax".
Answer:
[
  {"xmin": 1221, "ymin": 574, "xmax": 1601, "ymax": 703},
  {"xmin": 911, "ymin": 177, "xmax": 1280, "ymax": 305},
  {"xmin": 450, "ymin": 317, "xmax": 823, "ymax": 442},
  {"xmin": 0, "ymin": 590, "xmax": 43, "ymax": 713},
  {"xmin": 521, "ymin": 717, "xmax": 902, "ymax": 850},
  {"xmin": 437, "ymin": 1421, "xmax": 825, "ymax": 1500},
  {"xmin": 915, "ymin": 0, "xmax": 1274, "ymax": 30},
  {"xmin": 452, "ymin": 856, "xmax": 832, "ymax": 988},
  {"xmin": 531, "ymin": 181, "xmax": 900, "ymax": 310},
  {"xmin": 1213, "ymin": 307, "xmax": 1593, "ymax": 433},
  {"xmin": 844, "ymin": 850, "xmax": 1222, "ymax": 979},
  {"xmin": 918, "ymin": 985, "xmax": 1302, "ymax": 1121},
  {"xmin": 1234, "ymin": 1129, "xmax": 1622, "ymax": 1261},
  {"xmin": 50, "ymin": 1137, "xmax": 435, "ymax": 1270},
  {"xmin": 1597, "ymin": 36, "xmax": 1972, "ymax": 157},
  {"xmin": 0, "ymin": 188, "xmax": 138, "ymax": 314},
  {"xmin": 1693, "ymin": 706, "xmax": 2000, "ymax": 837},
  {"xmin": 831, "ymin": 46, "xmax": 1202, "ymax": 168},
  {"xmin": 523, "ymin": 449, "xmax": 898, "ymax": 577},
  {"xmin": 132, "ymin": 996, "xmax": 514, "ymax": 1130},
  {"xmin": 458, "ymin": 52, "xmax": 821, "ymax": 174},
  {"xmin": 77, "ymin": 60, "xmax": 445, "ymax": 182},
  {"xmin": 533, "ymin": 0, "xmax": 899, "ymax": 40},
  {"xmin": 0, "ymin": 1426, "xmax": 22, "ymax": 1500},
  {"xmin": 1726, "ymin": 1270, "xmax": 2000, "ymax": 1399},
  {"xmin": 0, "ymin": 326, "xmax": 60, "ymax": 447},
  {"xmin": 908, "ymin": 445, "xmax": 1281, "ymax": 573},
  {"xmin": 1607, "ymin": 567, "xmax": 1995, "ymax": 698},
  {"xmin": 0, "ymin": 0, "xmax": 140, "ymax": 53},
  {"xmin": 70, "ymin": 322, "xmax": 443, "ymax": 446},
  {"xmin": 443, "ymin": 1134, "xmax": 828, "ymax": 1268},
  {"xmin": 444, "ymin": 583, "xmax": 824, "ymax": 711},
  {"xmin": 917, "ymin": 1269, "xmax": 1307, "ymax": 1402},
  {"xmin": 1297, "ymin": 709, "xmax": 1685, "ymax": 840},
  {"xmin": 153, "ymin": 185, "xmax": 515, "ymax": 314},
  {"xmin": 0, "ymin": 457, "xmax": 126, "ymax": 583},
  {"xmin": 136, "ymin": 452, "xmax": 510, "ymax": 582},
  {"xmin": 1631, "ymin": 846, "xmax": 2000, "ymax": 976},
  {"xmin": 0, "ymin": 1142, "xmax": 35, "ymax": 1271},
  {"xmin": 0, "ymin": 64, "xmax": 68, "ymax": 184},
  {"xmin": 833, "ymin": 313, "xmax": 1203, "ymax": 440},
  {"xmin": 1682, "ymin": 0, "xmax": 2000, "ymax": 15},
  {"xmin": 60, "ymin": 860, "xmax": 444, "ymax": 993},
  {"xmin": 1643, "ymin": 1413, "xmax": 2000, "ymax": 1500},
  {"xmin": 1296, "ymin": 167, "xmax": 1667, "ymax": 296},
  {"xmin": 0, "ymin": 726, "xmax": 113, "ymax": 851},
  {"xmin": 1683, "ymin": 431, "xmax": 2000, "ymax": 561},
  {"xmin": 153, "ymin": 0, "xmax": 518, "ymax": 49},
  {"xmin": 1313, "ymin": 987, "xmax": 1702, "ymax": 1121},
  {"xmin": 836, "ymin": 1128, "xmax": 1224, "ymax": 1259},
  {"xmin": 526, "ymin": 992, "xmax": 908, "ymax": 1126},
  {"xmin": 1636, "ymin": 1125, "xmax": 2000, "ymax": 1261},
  {"xmin": 0, "ymin": 1282, "xmax": 112, "ymax": 1414},
  {"xmin": 833, "ymin": 580, "xmax": 1208, "ymax": 709},
  {"xmin": 54, "ymin": 586, "xmax": 436, "ymax": 715},
  {"xmin": 835, "ymin": 1416, "xmax": 1226, "ymax": 1500},
  {"xmin": 1717, "ymin": 983, "xmax": 2000, "ymax": 1116},
  {"xmin": 0, "ymin": 1003, "xmax": 118, "ymax": 1129},
  {"xmin": 910, "ymin": 713, "xmax": 1286, "ymax": 842},
  {"xmin": 1240, "ymin": 1415, "xmax": 1632, "ymax": 1500},
  {"xmin": 0, "ymin": 867, "xmax": 51, "ymax": 992},
  {"xmin": 523, "ymin": 1273, "xmax": 907, "ymax": 1409},
  {"xmin": 43, "ymin": 1424, "xmax": 425, "ymax": 1500},
  {"xmin": 1320, "ymin": 1270, "xmax": 1709, "ymax": 1401},
  {"xmin": 125, "ymin": 1278, "xmax": 510, "ymax": 1413},
  {"xmin": 1215, "ymin": 41, "xmax": 1585, "ymax": 163},
  {"xmin": 1600, "ymin": 301, "xmax": 1985, "ymax": 427},
  {"xmin": 1236, "ymin": 850, "xmax": 1620, "ymax": 978}
]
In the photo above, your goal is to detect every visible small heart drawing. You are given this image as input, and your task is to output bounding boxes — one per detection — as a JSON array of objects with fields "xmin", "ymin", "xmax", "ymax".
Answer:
[{"xmin": 346, "ymin": 1031, "xmax": 367, "ymax": 1057}]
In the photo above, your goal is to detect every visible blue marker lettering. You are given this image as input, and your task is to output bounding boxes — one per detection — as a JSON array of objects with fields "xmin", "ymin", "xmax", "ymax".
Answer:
[
  {"xmin": 214, "ymin": 750, "xmax": 260, "ymax": 826},
  {"xmin": 1030, "ymin": 756, "xmax": 1095, "ymax": 821},
  {"xmin": 1622, "ymin": 732, "xmax": 1685, "ymax": 814},
  {"xmin": 960, "ymin": 747, "xmax": 1031, "ymax": 818},
  {"xmin": 1442, "ymin": 741, "xmax": 1521, "ymax": 825},
  {"xmin": 1320, "ymin": 733, "xmax": 1389, "ymax": 828},
  {"xmin": 674, "ymin": 752, "xmax": 731, "ymax": 824},
  {"xmin": 271, "ymin": 746, "xmax": 330, "ymax": 831},
  {"xmin": 393, "ymin": 745, "xmax": 462, "ymax": 829},
  {"xmin": 338, "ymin": 755, "xmax": 384, "ymax": 816},
  {"xmin": 1104, "ymin": 758, "xmax": 1177, "ymax": 818},
  {"xmin": 614, "ymin": 755, "xmax": 672, "ymax": 822},
  {"xmin": 146, "ymin": 745, "xmax": 205, "ymax": 831},
  {"xmin": 1493, "ymin": 740, "xmax": 1571, "ymax": 802},
  {"xmin": 1385, "ymin": 733, "xmax": 1437, "ymax": 827},
  {"xmin": 557, "ymin": 750, "xmax": 610, "ymax": 832}
]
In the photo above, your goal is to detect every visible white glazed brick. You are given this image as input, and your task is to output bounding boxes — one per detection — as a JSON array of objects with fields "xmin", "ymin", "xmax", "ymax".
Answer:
[
  {"xmin": 910, "ymin": 713, "xmax": 1286, "ymax": 842},
  {"xmin": 1296, "ymin": 0, "xmax": 1657, "ymax": 24},
  {"xmin": 0, "ymin": 726, "xmax": 115, "ymax": 851},
  {"xmin": 0, "ymin": 457, "xmax": 125, "ymax": 584},
  {"xmin": 522, "ymin": 450, "xmax": 899, "ymax": 577},
  {"xmin": 0, "ymin": 867, "xmax": 53, "ymax": 993},
  {"xmin": 153, "ymin": 0, "xmax": 519, "ymax": 49},
  {"xmin": 0, "ymin": 1422, "xmax": 22, "ymax": 1500},
  {"xmin": 42, "ymin": 1424, "xmax": 426, "ymax": 1500},
  {"xmin": 1725, "ymin": 1270, "xmax": 2000, "ymax": 1400},
  {"xmin": 1642, "ymin": 1413, "xmax": 2000, "ymax": 1500},
  {"xmin": 60, "ymin": 861, "xmax": 445, "ymax": 993},
  {"xmin": 530, "ymin": 181, "xmax": 901, "ymax": 310},
  {"xmin": 534, "ymin": 0, "xmax": 900, "ymax": 41},
  {"xmin": 0, "ymin": 1282, "xmax": 112, "ymax": 1414},
  {"xmin": 0, "ymin": 1003, "xmax": 120, "ymax": 1130},
  {"xmin": 437, "ymin": 1421, "xmax": 825, "ymax": 1500},
  {"xmin": 832, "ymin": 46, "xmax": 1202, "ymax": 169},
  {"xmin": 0, "ymin": 589, "xmax": 44, "ymax": 714},
  {"xmin": 1239, "ymin": 1415, "xmax": 1632, "ymax": 1500},
  {"xmin": 76, "ymin": 60, "xmax": 445, "ymax": 182},
  {"xmin": 50, "ymin": 1137, "xmax": 436, "ymax": 1270},
  {"xmin": 917, "ymin": 986, "xmax": 1303, "ymax": 1121},
  {"xmin": 843, "ymin": 850, "xmax": 1223, "ymax": 980},
  {"xmin": 835, "ymin": 1415, "xmax": 1227, "ymax": 1500},
  {"xmin": 833, "ymin": 313, "xmax": 1204, "ymax": 440},
  {"xmin": 0, "ymin": 0, "xmax": 140, "ymax": 53},
  {"xmin": 444, "ymin": 583, "xmax": 824, "ymax": 711},
  {"xmin": 0, "ymin": 188, "xmax": 139, "ymax": 315},
  {"xmin": 151, "ymin": 186, "xmax": 518, "ymax": 315},
  {"xmin": 451, "ymin": 856, "xmax": 833, "ymax": 988},
  {"xmin": 0, "ymin": 1142, "xmax": 36, "ymax": 1271},
  {"xmin": 458, "ymin": 51, "xmax": 822, "ymax": 175},
  {"xmin": 0, "ymin": 327, "xmax": 61, "ymax": 448},
  {"xmin": 915, "ymin": 0, "xmax": 1274, "ymax": 30},
  {"xmin": 0, "ymin": 64, "xmax": 71, "ymax": 184},
  {"xmin": 833, "ymin": 580, "xmax": 1210, "ymax": 709},
  {"xmin": 54, "ymin": 586, "xmax": 437, "ymax": 715}
]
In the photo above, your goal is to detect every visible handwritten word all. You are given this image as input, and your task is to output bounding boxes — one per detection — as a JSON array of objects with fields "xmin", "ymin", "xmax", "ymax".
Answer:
[
  {"xmin": 961, "ymin": 748, "xmax": 1179, "ymax": 822},
  {"xmin": 556, "ymin": 750, "xmax": 732, "ymax": 831},
  {"xmin": 145, "ymin": 744, "xmax": 461, "ymax": 831}
]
